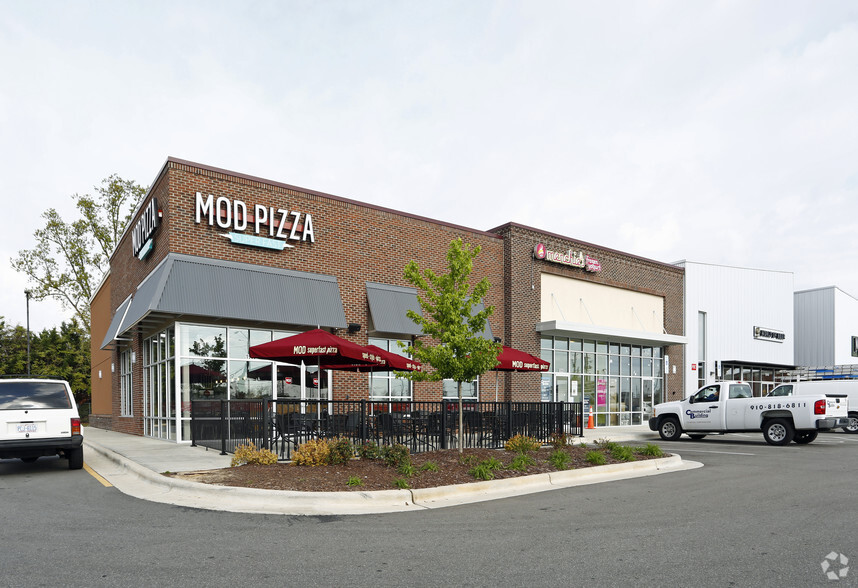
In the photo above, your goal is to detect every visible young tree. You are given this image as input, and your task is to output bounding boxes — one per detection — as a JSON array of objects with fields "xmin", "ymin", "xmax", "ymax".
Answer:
[
  {"xmin": 401, "ymin": 238, "xmax": 501, "ymax": 452},
  {"xmin": 11, "ymin": 174, "xmax": 146, "ymax": 325}
]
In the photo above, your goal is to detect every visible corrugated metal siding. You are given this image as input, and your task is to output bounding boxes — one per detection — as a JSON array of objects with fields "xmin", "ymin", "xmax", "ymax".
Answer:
[
  {"xmin": 366, "ymin": 282, "xmax": 424, "ymax": 336},
  {"xmin": 795, "ymin": 288, "xmax": 835, "ymax": 365},
  {"xmin": 117, "ymin": 254, "xmax": 347, "ymax": 335}
]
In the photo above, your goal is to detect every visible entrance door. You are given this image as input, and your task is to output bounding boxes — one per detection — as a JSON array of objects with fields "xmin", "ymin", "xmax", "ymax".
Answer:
[
  {"xmin": 642, "ymin": 379, "xmax": 654, "ymax": 421},
  {"xmin": 555, "ymin": 375, "xmax": 570, "ymax": 402}
]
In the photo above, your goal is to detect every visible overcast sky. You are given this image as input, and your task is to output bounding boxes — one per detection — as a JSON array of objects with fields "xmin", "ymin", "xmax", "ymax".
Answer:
[{"xmin": 2, "ymin": 1, "xmax": 857, "ymax": 332}]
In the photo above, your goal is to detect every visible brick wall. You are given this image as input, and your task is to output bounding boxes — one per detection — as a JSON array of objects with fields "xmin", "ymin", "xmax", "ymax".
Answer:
[
  {"xmin": 493, "ymin": 222, "xmax": 685, "ymax": 401},
  {"xmin": 98, "ymin": 158, "xmax": 687, "ymax": 435}
]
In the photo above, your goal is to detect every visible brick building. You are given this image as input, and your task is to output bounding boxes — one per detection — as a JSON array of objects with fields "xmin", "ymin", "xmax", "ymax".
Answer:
[{"xmin": 90, "ymin": 157, "xmax": 685, "ymax": 441}]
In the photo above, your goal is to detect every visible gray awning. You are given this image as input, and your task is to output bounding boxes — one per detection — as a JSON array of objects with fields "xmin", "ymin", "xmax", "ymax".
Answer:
[
  {"xmin": 100, "ymin": 295, "xmax": 133, "ymax": 349},
  {"xmin": 536, "ymin": 320, "xmax": 686, "ymax": 347},
  {"xmin": 365, "ymin": 281, "xmax": 494, "ymax": 340},
  {"xmin": 101, "ymin": 254, "xmax": 347, "ymax": 348},
  {"xmin": 366, "ymin": 282, "xmax": 423, "ymax": 336},
  {"xmin": 473, "ymin": 302, "xmax": 494, "ymax": 341}
]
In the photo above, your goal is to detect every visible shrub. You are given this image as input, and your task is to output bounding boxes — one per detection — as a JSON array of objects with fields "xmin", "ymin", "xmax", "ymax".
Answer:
[
  {"xmin": 548, "ymin": 449, "xmax": 571, "ymax": 470},
  {"xmin": 594, "ymin": 438, "xmax": 618, "ymax": 451},
  {"xmin": 327, "ymin": 437, "xmax": 355, "ymax": 465},
  {"xmin": 469, "ymin": 457, "xmax": 505, "ymax": 480},
  {"xmin": 610, "ymin": 445, "xmax": 637, "ymax": 462},
  {"xmin": 380, "ymin": 444, "xmax": 411, "ymax": 469},
  {"xmin": 549, "ymin": 432, "xmax": 568, "ymax": 450},
  {"xmin": 392, "ymin": 477, "xmax": 410, "ymax": 489},
  {"xmin": 637, "ymin": 443, "xmax": 665, "ymax": 457},
  {"xmin": 508, "ymin": 453, "xmax": 536, "ymax": 472},
  {"xmin": 231, "ymin": 443, "xmax": 278, "ymax": 467},
  {"xmin": 291, "ymin": 438, "xmax": 331, "ymax": 466},
  {"xmin": 347, "ymin": 476, "xmax": 362, "ymax": 487},
  {"xmin": 458, "ymin": 454, "xmax": 478, "ymax": 466},
  {"xmin": 585, "ymin": 450, "xmax": 607, "ymax": 466},
  {"xmin": 420, "ymin": 461, "xmax": 439, "ymax": 472},
  {"xmin": 505, "ymin": 434, "xmax": 541, "ymax": 454},
  {"xmin": 357, "ymin": 442, "xmax": 381, "ymax": 460},
  {"xmin": 397, "ymin": 462, "xmax": 416, "ymax": 478}
]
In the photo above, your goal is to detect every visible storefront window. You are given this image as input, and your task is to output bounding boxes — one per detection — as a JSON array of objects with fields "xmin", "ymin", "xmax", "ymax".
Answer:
[
  {"xmin": 181, "ymin": 325, "xmax": 227, "ymax": 358},
  {"xmin": 539, "ymin": 335, "xmax": 664, "ymax": 426},
  {"xmin": 367, "ymin": 338, "xmax": 413, "ymax": 407},
  {"xmin": 443, "ymin": 379, "xmax": 478, "ymax": 399}
]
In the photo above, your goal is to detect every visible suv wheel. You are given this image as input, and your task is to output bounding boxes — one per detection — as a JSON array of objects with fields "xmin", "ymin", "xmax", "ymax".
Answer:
[{"xmin": 67, "ymin": 447, "xmax": 84, "ymax": 470}]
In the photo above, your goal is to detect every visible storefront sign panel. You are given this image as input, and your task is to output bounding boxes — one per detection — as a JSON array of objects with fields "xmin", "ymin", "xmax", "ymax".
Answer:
[
  {"xmin": 195, "ymin": 192, "xmax": 315, "ymax": 250},
  {"xmin": 533, "ymin": 242, "xmax": 600, "ymax": 272},
  {"xmin": 753, "ymin": 326, "xmax": 785, "ymax": 343}
]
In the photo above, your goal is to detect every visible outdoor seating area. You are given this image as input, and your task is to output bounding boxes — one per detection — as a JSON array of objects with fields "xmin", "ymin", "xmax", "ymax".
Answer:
[{"xmin": 190, "ymin": 399, "xmax": 583, "ymax": 460}]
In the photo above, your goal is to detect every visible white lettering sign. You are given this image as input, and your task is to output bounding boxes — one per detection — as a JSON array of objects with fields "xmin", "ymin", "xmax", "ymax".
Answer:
[
  {"xmin": 132, "ymin": 198, "xmax": 160, "ymax": 258},
  {"xmin": 194, "ymin": 192, "xmax": 316, "ymax": 248}
]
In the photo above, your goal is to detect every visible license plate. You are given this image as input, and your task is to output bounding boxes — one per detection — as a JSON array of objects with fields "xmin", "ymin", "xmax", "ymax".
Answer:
[{"xmin": 16, "ymin": 424, "xmax": 37, "ymax": 433}]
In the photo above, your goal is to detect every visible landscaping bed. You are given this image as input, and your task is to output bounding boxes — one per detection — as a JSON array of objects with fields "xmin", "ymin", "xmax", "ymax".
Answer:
[{"xmin": 168, "ymin": 440, "xmax": 667, "ymax": 492}]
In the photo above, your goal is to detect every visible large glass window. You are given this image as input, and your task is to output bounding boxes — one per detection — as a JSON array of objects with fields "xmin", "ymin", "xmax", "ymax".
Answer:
[
  {"xmin": 541, "ymin": 335, "xmax": 664, "ymax": 427},
  {"xmin": 367, "ymin": 338, "xmax": 413, "ymax": 409},
  {"xmin": 443, "ymin": 379, "xmax": 478, "ymax": 400},
  {"xmin": 120, "ymin": 349, "xmax": 133, "ymax": 417},
  {"xmin": 143, "ymin": 328, "xmax": 175, "ymax": 439}
]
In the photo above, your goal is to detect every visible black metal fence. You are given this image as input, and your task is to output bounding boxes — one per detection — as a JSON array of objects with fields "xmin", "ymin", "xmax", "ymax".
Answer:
[
  {"xmin": 190, "ymin": 400, "xmax": 268, "ymax": 456},
  {"xmin": 191, "ymin": 399, "xmax": 583, "ymax": 460}
]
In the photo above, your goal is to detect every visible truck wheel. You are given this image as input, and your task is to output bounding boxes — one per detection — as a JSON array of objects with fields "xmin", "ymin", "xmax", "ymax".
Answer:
[
  {"xmin": 763, "ymin": 418, "xmax": 794, "ymax": 446},
  {"xmin": 793, "ymin": 431, "xmax": 818, "ymax": 444},
  {"xmin": 658, "ymin": 418, "xmax": 682, "ymax": 441},
  {"xmin": 67, "ymin": 447, "xmax": 84, "ymax": 470},
  {"xmin": 842, "ymin": 414, "xmax": 858, "ymax": 434},
  {"xmin": 688, "ymin": 434, "xmax": 707, "ymax": 440}
]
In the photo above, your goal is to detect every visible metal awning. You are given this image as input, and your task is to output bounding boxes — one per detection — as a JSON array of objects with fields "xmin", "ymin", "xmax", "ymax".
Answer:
[
  {"xmin": 100, "ymin": 295, "xmax": 133, "ymax": 349},
  {"xmin": 536, "ymin": 320, "xmax": 686, "ymax": 347},
  {"xmin": 366, "ymin": 282, "xmax": 424, "ymax": 336},
  {"xmin": 101, "ymin": 254, "xmax": 347, "ymax": 349},
  {"xmin": 365, "ymin": 282, "xmax": 494, "ymax": 340}
]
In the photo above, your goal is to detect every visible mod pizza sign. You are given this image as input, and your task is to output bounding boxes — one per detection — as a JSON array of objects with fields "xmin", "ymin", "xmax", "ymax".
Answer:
[{"xmin": 533, "ymin": 243, "xmax": 601, "ymax": 272}]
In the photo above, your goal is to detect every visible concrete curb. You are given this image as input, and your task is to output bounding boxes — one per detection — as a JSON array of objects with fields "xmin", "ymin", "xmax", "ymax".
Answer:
[{"xmin": 84, "ymin": 438, "xmax": 700, "ymax": 516}]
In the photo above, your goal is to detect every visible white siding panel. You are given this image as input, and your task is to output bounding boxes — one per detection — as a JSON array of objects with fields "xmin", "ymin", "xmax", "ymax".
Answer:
[
  {"xmin": 834, "ymin": 289, "xmax": 858, "ymax": 365},
  {"xmin": 682, "ymin": 262, "xmax": 793, "ymax": 383}
]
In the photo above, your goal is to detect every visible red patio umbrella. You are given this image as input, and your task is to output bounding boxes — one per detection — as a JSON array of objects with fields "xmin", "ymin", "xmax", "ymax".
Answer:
[
  {"xmin": 488, "ymin": 346, "xmax": 550, "ymax": 401},
  {"xmin": 249, "ymin": 329, "xmax": 385, "ymax": 367},
  {"xmin": 495, "ymin": 346, "xmax": 550, "ymax": 372},
  {"xmin": 250, "ymin": 329, "xmax": 385, "ymax": 402},
  {"xmin": 317, "ymin": 344, "xmax": 421, "ymax": 411},
  {"xmin": 363, "ymin": 345, "xmax": 422, "ymax": 373}
]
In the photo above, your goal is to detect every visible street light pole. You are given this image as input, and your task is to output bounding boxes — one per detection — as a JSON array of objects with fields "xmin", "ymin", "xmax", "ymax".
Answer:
[{"xmin": 24, "ymin": 290, "xmax": 32, "ymax": 376}]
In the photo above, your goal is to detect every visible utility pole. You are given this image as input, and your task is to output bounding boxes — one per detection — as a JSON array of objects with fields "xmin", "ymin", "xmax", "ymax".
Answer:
[{"xmin": 25, "ymin": 290, "xmax": 32, "ymax": 376}]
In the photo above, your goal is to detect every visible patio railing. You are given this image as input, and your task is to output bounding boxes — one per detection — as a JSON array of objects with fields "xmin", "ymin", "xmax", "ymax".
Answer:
[{"xmin": 191, "ymin": 399, "xmax": 583, "ymax": 460}]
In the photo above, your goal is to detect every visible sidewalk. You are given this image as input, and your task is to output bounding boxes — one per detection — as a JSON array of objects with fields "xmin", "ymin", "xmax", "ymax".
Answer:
[{"xmin": 82, "ymin": 425, "xmax": 691, "ymax": 516}]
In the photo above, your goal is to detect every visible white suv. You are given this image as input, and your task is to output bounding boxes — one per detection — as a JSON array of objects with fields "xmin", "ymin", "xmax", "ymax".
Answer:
[{"xmin": 0, "ymin": 377, "xmax": 84, "ymax": 469}]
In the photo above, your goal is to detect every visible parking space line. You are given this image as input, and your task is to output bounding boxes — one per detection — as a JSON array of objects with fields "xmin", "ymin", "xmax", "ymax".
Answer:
[
  {"xmin": 84, "ymin": 462, "xmax": 113, "ymax": 487},
  {"xmin": 675, "ymin": 449, "xmax": 756, "ymax": 456}
]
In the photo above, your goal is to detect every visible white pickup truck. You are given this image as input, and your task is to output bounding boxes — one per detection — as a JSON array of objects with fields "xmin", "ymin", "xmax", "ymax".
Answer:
[{"xmin": 648, "ymin": 381, "xmax": 849, "ymax": 445}]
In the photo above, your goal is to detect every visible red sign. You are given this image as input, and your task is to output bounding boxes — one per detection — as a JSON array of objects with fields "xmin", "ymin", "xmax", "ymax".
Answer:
[{"xmin": 283, "ymin": 377, "xmax": 292, "ymax": 384}]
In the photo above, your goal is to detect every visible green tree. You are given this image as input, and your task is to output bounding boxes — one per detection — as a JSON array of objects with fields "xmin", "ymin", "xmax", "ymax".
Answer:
[
  {"xmin": 401, "ymin": 238, "xmax": 501, "ymax": 452},
  {"xmin": 0, "ymin": 317, "xmax": 91, "ymax": 404},
  {"xmin": 11, "ymin": 174, "xmax": 146, "ymax": 325}
]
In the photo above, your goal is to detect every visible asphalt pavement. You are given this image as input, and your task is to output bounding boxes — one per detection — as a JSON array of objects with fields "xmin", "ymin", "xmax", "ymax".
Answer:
[{"xmin": 82, "ymin": 424, "xmax": 699, "ymax": 516}]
